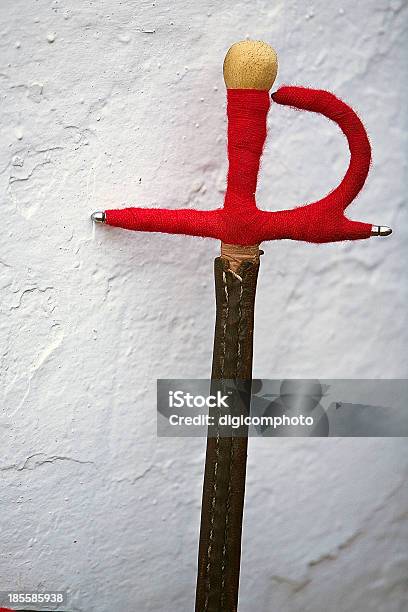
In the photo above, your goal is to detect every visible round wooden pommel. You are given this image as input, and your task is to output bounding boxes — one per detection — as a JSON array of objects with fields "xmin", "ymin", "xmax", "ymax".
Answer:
[{"xmin": 223, "ymin": 40, "xmax": 278, "ymax": 91}]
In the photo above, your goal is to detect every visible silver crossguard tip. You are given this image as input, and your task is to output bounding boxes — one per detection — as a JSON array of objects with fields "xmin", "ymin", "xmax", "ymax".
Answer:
[
  {"xmin": 371, "ymin": 225, "xmax": 392, "ymax": 237},
  {"xmin": 91, "ymin": 211, "xmax": 106, "ymax": 223}
]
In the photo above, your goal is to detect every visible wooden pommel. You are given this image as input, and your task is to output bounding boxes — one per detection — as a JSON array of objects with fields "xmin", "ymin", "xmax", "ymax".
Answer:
[{"xmin": 223, "ymin": 40, "xmax": 278, "ymax": 91}]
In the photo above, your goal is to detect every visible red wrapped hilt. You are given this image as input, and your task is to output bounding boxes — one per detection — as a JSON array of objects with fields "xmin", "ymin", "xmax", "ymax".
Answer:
[{"xmin": 105, "ymin": 86, "xmax": 374, "ymax": 245}]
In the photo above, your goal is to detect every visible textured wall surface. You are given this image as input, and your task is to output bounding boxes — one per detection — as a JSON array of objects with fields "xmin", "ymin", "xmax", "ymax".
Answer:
[{"xmin": 1, "ymin": 1, "xmax": 407, "ymax": 611}]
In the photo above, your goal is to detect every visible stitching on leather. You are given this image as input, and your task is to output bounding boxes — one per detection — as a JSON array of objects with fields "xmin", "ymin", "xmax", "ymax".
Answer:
[
  {"xmin": 236, "ymin": 277, "xmax": 243, "ymax": 375},
  {"xmin": 220, "ymin": 270, "xmax": 228, "ymax": 377},
  {"xmin": 221, "ymin": 271, "xmax": 243, "ymax": 608},
  {"xmin": 204, "ymin": 267, "xmax": 229, "ymax": 612},
  {"xmin": 221, "ymin": 441, "xmax": 232, "ymax": 609}
]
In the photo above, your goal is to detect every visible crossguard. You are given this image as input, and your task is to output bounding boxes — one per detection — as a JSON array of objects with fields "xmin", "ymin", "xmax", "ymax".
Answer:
[{"xmin": 93, "ymin": 42, "xmax": 391, "ymax": 243}]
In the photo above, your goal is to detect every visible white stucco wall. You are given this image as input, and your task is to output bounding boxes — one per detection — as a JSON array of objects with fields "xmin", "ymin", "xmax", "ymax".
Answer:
[{"xmin": 1, "ymin": 1, "xmax": 407, "ymax": 611}]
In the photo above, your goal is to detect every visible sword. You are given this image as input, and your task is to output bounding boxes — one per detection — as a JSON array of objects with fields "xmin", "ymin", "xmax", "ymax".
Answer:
[{"xmin": 92, "ymin": 39, "xmax": 391, "ymax": 612}]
